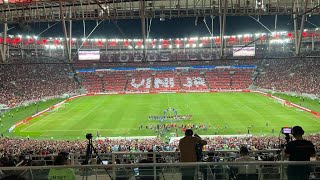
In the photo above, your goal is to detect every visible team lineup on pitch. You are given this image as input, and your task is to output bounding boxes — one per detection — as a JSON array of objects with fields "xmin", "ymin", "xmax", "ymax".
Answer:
[{"xmin": 12, "ymin": 92, "xmax": 320, "ymax": 139}]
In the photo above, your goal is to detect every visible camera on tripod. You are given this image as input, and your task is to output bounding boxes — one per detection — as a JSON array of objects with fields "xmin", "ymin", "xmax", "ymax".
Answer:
[
  {"xmin": 281, "ymin": 127, "xmax": 292, "ymax": 144},
  {"xmin": 86, "ymin": 133, "xmax": 93, "ymax": 140},
  {"xmin": 281, "ymin": 127, "xmax": 292, "ymax": 134}
]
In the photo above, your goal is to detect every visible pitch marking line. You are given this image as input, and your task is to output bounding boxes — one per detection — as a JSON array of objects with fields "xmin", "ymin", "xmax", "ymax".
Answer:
[
  {"xmin": 21, "ymin": 99, "xmax": 105, "ymax": 132},
  {"xmin": 24, "ymin": 128, "xmax": 141, "ymax": 132},
  {"xmin": 54, "ymin": 98, "xmax": 82, "ymax": 115},
  {"xmin": 21, "ymin": 110, "xmax": 59, "ymax": 132},
  {"xmin": 286, "ymin": 105, "xmax": 320, "ymax": 124},
  {"xmin": 76, "ymin": 99, "xmax": 106, "ymax": 122}
]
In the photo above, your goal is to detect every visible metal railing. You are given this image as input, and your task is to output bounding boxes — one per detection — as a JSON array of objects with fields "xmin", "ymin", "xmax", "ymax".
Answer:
[
  {"xmin": 1, "ymin": 0, "xmax": 319, "ymax": 23},
  {"xmin": 0, "ymin": 161, "xmax": 320, "ymax": 180},
  {"xmin": 2, "ymin": 150, "xmax": 318, "ymax": 179}
]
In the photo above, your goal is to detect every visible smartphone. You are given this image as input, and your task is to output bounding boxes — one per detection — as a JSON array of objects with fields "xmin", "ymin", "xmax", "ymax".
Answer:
[{"xmin": 102, "ymin": 160, "xmax": 108, "ymax": 165}]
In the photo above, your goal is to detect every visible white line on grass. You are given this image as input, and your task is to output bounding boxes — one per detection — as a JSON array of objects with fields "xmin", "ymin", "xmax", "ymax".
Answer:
[
  {"xmin": 21, "ymin": 110, "xmax": 59, "ymax": 132},
  {"xmin": 22, "ymin": 99, "xmax": 105, "ymax": 132},
  {"xmin": 76, "ymin": 99, "xmax": 106, "ymax": 122},
  {"xmin": 285, "ymin": 105, "xmax": 320, "ymax": 124},
  {"xmin": 231, "ymin": 96, "xmax": 265, "ymax": 118},
  {"xmin": 54, "ymin": 98, "xmax": 82, "ymax": 115}
]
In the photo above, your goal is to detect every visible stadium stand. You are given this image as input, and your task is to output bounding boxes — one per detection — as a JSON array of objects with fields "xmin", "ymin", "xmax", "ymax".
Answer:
[
  {"xmin": 102, "ymin": 71, "xmax": 128, "ymax": 92},
  {"xmin": 0, "ymin": 135, "xmax": 318, "ymax": 157},
  {"xmin": 1, "ymin": 57, "xmax": 320, "ymax": 107},
  {"xmin": 77, "ymin": 68, "xmax": 254, "ymax": 93},
  {"xmin": 180, "ymin": 70, "xmax": 208, "ymax": 91},
  {"xmin": 254, "ymin": 58, "xmax": 320, "ymax": 96},
  {"xmin": 127, "ymin": 71, "xmax": 152, "ymax": 92},
  {"xmin": 0, "ymin": 63, "xmax": 79, "ymax": 107}
]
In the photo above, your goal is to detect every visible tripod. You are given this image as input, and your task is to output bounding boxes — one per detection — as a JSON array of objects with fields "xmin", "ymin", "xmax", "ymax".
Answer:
[{"xmin": 82, "ymin": 133, "xmax": 113, "ymax": 180}]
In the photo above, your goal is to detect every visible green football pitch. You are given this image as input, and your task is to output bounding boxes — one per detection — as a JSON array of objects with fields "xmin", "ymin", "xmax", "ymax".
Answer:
[{"xmin": 12, "ymin": 92, "xmax": 320, "ymax": 139}]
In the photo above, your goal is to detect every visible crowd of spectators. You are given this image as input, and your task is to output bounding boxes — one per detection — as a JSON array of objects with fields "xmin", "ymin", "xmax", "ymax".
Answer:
[
  {"xmin": 0, "ymin": 63, "xmax": 79, "ymax": 107},
  {"xmin": 0, "ymin": 134, "xmax": 319, "ymax": 160},
  {"xmin": 1, "ymin": 55, "xmax": 320, "ymax": 107},
  {"xmin": 254, "ymin": 58, "xmax": 320, "ymax": 97}
]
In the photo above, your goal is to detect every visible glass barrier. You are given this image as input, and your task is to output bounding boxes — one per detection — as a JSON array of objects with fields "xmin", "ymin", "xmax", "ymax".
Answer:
[
  {"xmin": 28, "ymin": 150, "xmax": 288, "ymax": 166},
  {"xmin": 0, "ymin": 161, "xmax": 319, "ymax": 180}
]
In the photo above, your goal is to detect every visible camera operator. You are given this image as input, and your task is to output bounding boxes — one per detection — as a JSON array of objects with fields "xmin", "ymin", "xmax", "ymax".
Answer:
[
  {"xmin": 179, "ymin": 129, "xmax": 207, "ymax": 180},
  {"xmin": 284, "ymin": 126, "xmax": 316, "ymax": 180}
]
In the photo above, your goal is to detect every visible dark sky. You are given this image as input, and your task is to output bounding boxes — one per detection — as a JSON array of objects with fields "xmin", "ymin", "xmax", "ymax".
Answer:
[{"xmin": 1, "ymin": 15, "xmax": 320, "ymax": 38}]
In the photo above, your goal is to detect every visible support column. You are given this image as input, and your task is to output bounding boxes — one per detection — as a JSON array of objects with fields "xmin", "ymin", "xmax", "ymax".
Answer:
[
  {"xmin": 69, "ymin": 7, "xmax": 72, "ymax": 62},
  {"xmin": 274, "ymin": 14, "xmax": 278, "ymax": 31},
  {"xmin": 219, "ymin": 0, "xmax": 227, "ymax": 58},
  {"xmin": 140, "ymin": 0, "xmax": 147, "ymax": 61},
  {"xmin": 0, "ymin": 23, "xmax": 8, "ymax": 62},
  {"xmin": 59, "ymin": 0, "xmax": 71, "ymax": 62},
  {"xmin": 296, "ymin": 0, "xmax": 308, "ymax": 56},
  {"xmin": 293, "ymin": 1, "xmax": 299, "ymax": 56},
  {"xmin": 311, "ymin": 35, "xmax": 314, "ymax": 51}
]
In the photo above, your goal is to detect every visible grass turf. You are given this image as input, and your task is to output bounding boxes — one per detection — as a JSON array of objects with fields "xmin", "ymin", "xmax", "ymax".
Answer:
[{"xmin": 8, "ymin": 92, "xmax": 320, "ymax": 140}]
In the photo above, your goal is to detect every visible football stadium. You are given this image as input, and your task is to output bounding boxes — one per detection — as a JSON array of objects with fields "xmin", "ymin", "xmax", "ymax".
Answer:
[{"xmin": 0, "ymin": 0, "xmax": 320, "ymax": 179}]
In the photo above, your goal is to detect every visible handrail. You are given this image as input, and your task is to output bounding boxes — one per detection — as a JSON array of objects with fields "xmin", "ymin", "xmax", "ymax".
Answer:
[
  {"xmin": 27, "ymin": 149, "xmax": 286, "ymax": 158},
  {"xmin": 1, "ymin": 161, "xmax": 320, "ymax": 170}
]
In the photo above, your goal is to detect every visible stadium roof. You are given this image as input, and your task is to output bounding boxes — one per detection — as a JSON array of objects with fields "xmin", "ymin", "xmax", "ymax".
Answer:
[{"xmin": 0, "ymin": 0, "xmax": 319, "ymax": 23}]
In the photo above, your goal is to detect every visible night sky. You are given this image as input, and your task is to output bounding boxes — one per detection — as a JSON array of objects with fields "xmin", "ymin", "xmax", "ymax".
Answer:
[{"xmin": 1, "ymin": 15, "xmax": 319, "ymax": 38}]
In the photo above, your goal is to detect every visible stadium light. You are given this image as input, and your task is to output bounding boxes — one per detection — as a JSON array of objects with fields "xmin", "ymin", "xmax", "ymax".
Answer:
[
  {"xmin": 186, "ymin": 44, "xmax": 190, "ymax": 48},
  {"xmin": 169, "ymin": 45, "xmax": 172, "ymax": 49},
  {"xmin": 158, "ymin": 45, "xmax": 162, "ymax": 49},
  {"xmin": 33, "ymin": 36, "xmax": 38, "ymax": 40},
  {"xmin": 270, "ymin": 38, "xmax": 290, "ymax": 44},
  {"xmin": 192, "ymin": 44, "xmax": 196, "ymax": 48},
  {"xmin": 279, "ymin": 31, "xmax": 288, "ymax": 35},
  {"xmin": 176, "ymin": 44, "xmax": 180, "ymax": 48}
]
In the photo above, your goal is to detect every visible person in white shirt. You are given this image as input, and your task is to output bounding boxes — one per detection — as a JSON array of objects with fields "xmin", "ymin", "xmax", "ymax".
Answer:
[{"xmin": 234, "ymin": 146, "xmax": 257, "ymax": 180}]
